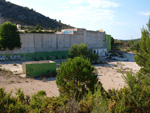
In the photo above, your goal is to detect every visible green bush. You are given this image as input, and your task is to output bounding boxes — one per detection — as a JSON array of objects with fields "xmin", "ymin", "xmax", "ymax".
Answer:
[
  {"xmin": 92, "ymin": 85, "xmax": 109, "ymax": 113},
  {"xmin": 56, "ymin": 57, "xmax": 98, "ymax": 100},
  {"xmin": 69, "ymin": 43, "xmax": 99, "ymax": 62},
  {"xmin": 109, "ymin": 71, "xmax": 150, "ymax": 113},
  {"xmin": 0, "ymin": 22, "xmax": 21, "ymax": 50},
  {"xmin": 62, "ymin": 55, "xmax": 66, "ymax": 59},
  {"xmin": 45, "ymin": 56, "xmax": 50, "ymax": 60},
  {"xmin": 130, "ymin": 40, "xmax": 140, "ymax": 52},
  {"xmin": 33, "ymin": 56, "xmax": 40, "ymax": 61},
  {"xmin": 49, "ymin": 56, "xmax": 55, "ymax": 60},
  {"xmin": 55, "ymin": 55, "xmax": 61, "ymax": 59}
]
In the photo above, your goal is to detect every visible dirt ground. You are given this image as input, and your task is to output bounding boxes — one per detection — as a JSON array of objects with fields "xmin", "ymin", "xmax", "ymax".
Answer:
[
  {"xmin": 95, "ymin": 52, "xmax": 140, "ymax": 90},
  {"xmin": 0, "ymin": 52, "xmax": 140, "ymax": 97}
]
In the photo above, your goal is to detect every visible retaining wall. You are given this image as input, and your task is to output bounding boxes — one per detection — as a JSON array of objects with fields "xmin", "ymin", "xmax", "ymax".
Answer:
[
  {"xmin": 0, "ymin": 28, "xmax": 107, "ymax": 60},
  {"xmin": 0, "ymin": 50, "xmax": 68, "ymax": 61}
]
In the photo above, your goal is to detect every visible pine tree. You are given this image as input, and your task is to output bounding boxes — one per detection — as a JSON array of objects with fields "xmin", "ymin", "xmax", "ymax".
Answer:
[
  {"xmin": 134, "ymin": 18, "xmax": 150, "ymax": 74},
  {"xmin": 0, "ymin": 22, "xmax": 21, "ymax": 50},
  {"xmin": 56, "ymin": 57, "xmax": 98, "ymax": 100}
]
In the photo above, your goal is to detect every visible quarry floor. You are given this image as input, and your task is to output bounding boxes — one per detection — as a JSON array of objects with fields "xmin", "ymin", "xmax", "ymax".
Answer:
[{"xmin": 0, "ymin": 52, "xmax": 140, "ymax": 97}]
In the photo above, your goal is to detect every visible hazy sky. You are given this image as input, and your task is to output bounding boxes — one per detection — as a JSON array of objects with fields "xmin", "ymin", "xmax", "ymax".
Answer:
[{"xmin": 8, "ymin": 0, "xmax": 150, "ymax": 40}]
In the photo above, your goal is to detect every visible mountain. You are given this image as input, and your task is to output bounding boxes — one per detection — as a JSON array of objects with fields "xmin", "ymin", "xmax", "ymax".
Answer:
[
  {"xmin": 0, "ymin": 0, "xmax": 73, "ymax": 29},
  {"xmin": 119, "ymin": 38, "xmax": 141, "ymax": 42}
]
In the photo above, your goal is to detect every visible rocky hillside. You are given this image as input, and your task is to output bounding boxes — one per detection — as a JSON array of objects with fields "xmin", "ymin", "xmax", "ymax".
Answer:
[{"xmin": 0, "ymin": 0, "xmax": 73, "ymax": 29}]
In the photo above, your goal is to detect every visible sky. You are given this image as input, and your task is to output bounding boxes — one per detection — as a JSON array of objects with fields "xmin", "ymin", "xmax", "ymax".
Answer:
[{"xmin": 8, "ymin": 0, "xmax": 150, "ymax": 40}]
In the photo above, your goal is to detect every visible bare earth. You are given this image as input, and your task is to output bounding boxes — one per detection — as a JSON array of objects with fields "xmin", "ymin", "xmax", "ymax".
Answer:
[{"xmin": 0, "ymin": 52, "xmax": 140, "ymax": 97}]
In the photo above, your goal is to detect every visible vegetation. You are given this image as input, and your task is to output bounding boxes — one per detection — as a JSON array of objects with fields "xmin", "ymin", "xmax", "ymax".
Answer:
[
  {"xmin": 108, "ymin": 71, "xmax": 150, "ymax": 113},
  {"xmin": 134, "ymin": 18, "xmax": 150, "ymax": 74},
  {"xmin": 111, "ymin": 37, "xmax": 115, "ymax": 46},
  {"xmin": 0, "ymin": 22, "xmax": 21, "ymax": 50},
  {"xmin": 0, "ymin": 88, "xmax": 67, "ymax": 112},
  {"xmin": 69, "ymin": 43, "xmax": 99, "ymax": 62},
  {"xmin": 0, "ymin": 68, "xmax": 13, "ymax": 76},
  {"xmin": 56, "ymin": 57, "xmax": 98, "ymax": 100},
  {"xmin": 112, "ymin": 38, "xmax": 140, "ymax": 52},
  {"xmin": 13, "ymin": 63, "xmax": 17, "ymax": 66},
  {"xmin": 35, "ymin": 25, "xmax": 42, "ymax": 30},
  {"xmin": 129, "ymin": 40, "xmax": 140, "ymax": 52}
]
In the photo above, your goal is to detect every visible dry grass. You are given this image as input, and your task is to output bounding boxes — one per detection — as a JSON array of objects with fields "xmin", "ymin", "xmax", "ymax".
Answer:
[
  {"xmin": 0, "ymin": 68, "xmax": 13, "ymax": 76},
  {"xmin": 13, "ymin": 63, "xmax": 17, "ymax": 66}
]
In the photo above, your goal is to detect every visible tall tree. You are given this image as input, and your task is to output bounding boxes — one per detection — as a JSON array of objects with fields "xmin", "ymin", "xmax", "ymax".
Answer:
[
  {"xmin": 0, "ymin": 22, "xmax": 21, "ymax": 50},
  {"xmin": 134, "ymin": 18, "xmax": 150, "ymax": 74},
  {"xmin": 56, "ymin": 57, "xmax": 98, "ymax": 100}
]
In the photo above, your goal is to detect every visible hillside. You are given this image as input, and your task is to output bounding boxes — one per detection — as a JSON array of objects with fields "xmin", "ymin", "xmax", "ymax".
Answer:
[
  {"xmin": 0, "ymin": 0, "xmax": 73, "ymax": 29},
  {"xmin": 113, "ymin": 38, "xmax": 141, "ymax": 52},
  {"xmin": 120, "ymin": 38, "xmax": 140, "ymax": 42}
]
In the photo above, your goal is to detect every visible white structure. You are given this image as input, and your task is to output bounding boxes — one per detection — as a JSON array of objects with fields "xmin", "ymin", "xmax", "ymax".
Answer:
[
  {"xmin": 93, "ymin": 49, "xmax": 107, "ymax": 57},
  {"xmin": 17, "ymin": 24, "xmax": 22, "ymax": 30}
]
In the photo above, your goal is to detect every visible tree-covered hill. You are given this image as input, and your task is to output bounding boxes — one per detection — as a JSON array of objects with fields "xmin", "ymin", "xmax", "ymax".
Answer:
[{"xmin": 0, "ymin": 0, "xmax": 73, "ymax": 29}]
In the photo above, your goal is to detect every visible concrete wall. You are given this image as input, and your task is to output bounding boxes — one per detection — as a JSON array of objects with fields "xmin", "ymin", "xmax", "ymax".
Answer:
[
  {"xmin": 84, "ymin": 30, "xmax": 106, "ymax": 49},
  {"xmin": 0, "ymin": 50, "xmax": 68, "ymax": 61},
  {"xmin": 0, "ymin": 28, "xmax": 106, "ymax": 54}
]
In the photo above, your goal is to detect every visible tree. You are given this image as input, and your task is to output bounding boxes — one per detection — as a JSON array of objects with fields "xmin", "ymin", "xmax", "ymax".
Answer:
[
  {"xmin": 56, "ymin": 57, "xmax": 98, "ymax": 100},
  {"xmin": 69, "ymin": 43, "xmax": 99, "ymax": 62},
  {"xmin": 56, "ymin": 27, "xmax": 60, "ymax": 31},
  {"xmin": 35, "ymin": 25, "xmax": 42, "ymax": 30},
  {"xmin": 0, "ymin": 22, "xmax": 21, "ymax": 50},
  {"xmin": 134, "ymin": 18, "xmax": 150, "ymax": 74},
  {"xmin": 109, "ymin": 71, "xmax": 150, "ymax": 113},
  {"xmin": 49, "ymin": 27, "xmax": 52, "ymax": 30},
  {"xmin": 111, "ymin": 37, "xmax": 115, "ymax": 46},
  {"xmin": 59, "ymin": 20, "xmax": 61, "ymax": 23},
  {"xmin": 130, "ymin": 40, "xmax": 140, "ymax": 52}
]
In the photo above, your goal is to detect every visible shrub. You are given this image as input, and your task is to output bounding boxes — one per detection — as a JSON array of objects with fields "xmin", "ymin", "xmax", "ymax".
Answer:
[
  {"xmin": 92, "ymin": 85, "xmax": 109, "ymax": 113},
  {"xmin": 0, "ymin": 22, "xmax": 21, "ymax": 50},
  {"xmin": 29, "ymin": 91, "xmax": 46, "ymax": 111},
  {"xmin": 56, "ymin": 57, "xmax": 98, "ymax": 100},
  {"xmin": 13, "ymin": 63, "xmax": 17, "ymax": 66},
  {"xmin": 0, "ymin": 88, "xmax": 28, "ymax": 112},
  {"xmin": 33, "ymin": 56, "xmax": 40, "ymax": 61},
  {"xmin": 109, "ymin": 71, "xmax": 150, "ymax": 113},
  {"xmin": 49, "ymin": 56, "xmax": 55, "ymax": 60},
  {"xmin": 130, "ymin": 40, "xmax": 140, "ymax": 52},
  {"xmin": 69, "ymin": 43, "xmax": 99, "ymax": 62},
  {"xmin": 0, "ymin": 87, "xmax": 67, "ymax": 113},
  {"xmin": 15, "ymin": 88, "xmax": 25, "ymax": 102},
  {"xmin": 62, "ymin": 55, "xmax": 66, "ymax": 59},
  {"xmin": 55, "ymin": 55, "xmax": 60, "ymax": 59}
]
